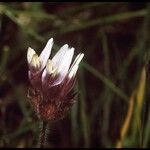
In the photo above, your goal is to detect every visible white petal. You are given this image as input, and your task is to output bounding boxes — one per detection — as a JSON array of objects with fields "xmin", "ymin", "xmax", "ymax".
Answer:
[
  {"xmin": 68, "ymin": 65, "xmax": 79, "ymax": 78},
  {"xmin": 69, "ymin": 53, "xmax": 84, "ymax": 71},
  {"xmin": 52, "ymin": 44, "xmax": 69, "ymax": 68},
  {"xmin": 57, "ymin": 48, "xmax": 74, "ymax": 73},
  {"xmin": 27, "ymin": 47, "xmax": 36, "ymax": 64},
  {"xmin": 73, "ymin": 53, "xmax": 84, "ymax": 66},
  {"xmin": 39, "ymin": 38, "xmax": 54, "ymax": 70},
  {"xmin": 52, "ymin": 48, "xmax": 74, "ymax": 86}
]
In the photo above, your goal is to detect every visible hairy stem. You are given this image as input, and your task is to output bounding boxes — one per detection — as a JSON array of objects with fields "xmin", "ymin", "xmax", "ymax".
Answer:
[{"xmin": 38, "ymin": 121, "xmax": 49, "ymax": 148}]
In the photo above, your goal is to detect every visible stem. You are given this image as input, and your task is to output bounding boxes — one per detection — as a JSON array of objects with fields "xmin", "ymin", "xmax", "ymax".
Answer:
[{"xmin": 38, "ymin": 121, "xmax": 49, "ymax": 148}]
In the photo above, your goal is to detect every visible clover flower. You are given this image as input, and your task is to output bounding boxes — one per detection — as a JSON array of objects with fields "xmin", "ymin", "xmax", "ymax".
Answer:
[{"xmin": 27, "ymin": 38, "xmax": 84, "ymax": 121}]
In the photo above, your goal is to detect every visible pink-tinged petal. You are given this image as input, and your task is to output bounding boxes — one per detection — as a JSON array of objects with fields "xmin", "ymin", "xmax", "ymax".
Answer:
[
  {"xmin": 41, "ymin": 68, "xmax": 47, "ymax": 83},
  {"xmin": 39, "ymin": 38, "xmax": 54, "ymax": 70},
  {"xmin": 28, "ymin": 70, "xmax": 31, "ymax": 79},
  {"xmin": 52, "ymin": 48, "xmax": 74, "ymax": 86},
  {"xmin": 52, "ymin": 44, "xmax": 69, "ymax": 68},
  {"xmin": 60, "ymin": 76, "xmax": 76, "ymax": 97},
  {"xmin": 27, "ymin": 47, "xmax": 36, "ymax": 64}
]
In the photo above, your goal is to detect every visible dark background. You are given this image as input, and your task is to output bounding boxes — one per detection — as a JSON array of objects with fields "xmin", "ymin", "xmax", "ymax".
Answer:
[{"xmin": 0, "ymin": 2, "xmax": 150, "ymax": 148}]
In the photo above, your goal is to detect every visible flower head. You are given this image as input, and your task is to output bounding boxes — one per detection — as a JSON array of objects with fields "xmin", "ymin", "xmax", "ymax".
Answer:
[{"xmin": 27, "ymin": 38, "xmax": 84, "ymax": 121}]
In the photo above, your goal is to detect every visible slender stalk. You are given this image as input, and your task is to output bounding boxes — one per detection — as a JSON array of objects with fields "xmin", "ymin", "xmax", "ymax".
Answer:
[
  {"xmin": 38, "ymin": 121, "xmax": 49, "ymax": 148},
  {"xmin": 82, "ymin": 62, "xmax": 129, "ymax": 102}
]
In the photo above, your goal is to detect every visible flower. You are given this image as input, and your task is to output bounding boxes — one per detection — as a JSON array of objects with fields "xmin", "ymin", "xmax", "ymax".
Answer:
[{"xmin": 27, "ymin": 38, "xmax": 84, "ymax": 121}]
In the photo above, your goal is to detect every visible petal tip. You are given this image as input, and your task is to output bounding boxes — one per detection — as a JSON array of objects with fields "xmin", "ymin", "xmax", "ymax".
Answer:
[
  {"xmin": 39, "ymin": 38, "xmax": 54, "ymax": 70},
  {"xmin": 27, "ymin": 47, "xmax": 36, "ymax": 64},
  {"xmin": 68, "ymin": 65, "xmax": 79, "ymax": 78},
  {"xmin": 48, "ymin": 38, "xmax": 54, "ymax": 43}
]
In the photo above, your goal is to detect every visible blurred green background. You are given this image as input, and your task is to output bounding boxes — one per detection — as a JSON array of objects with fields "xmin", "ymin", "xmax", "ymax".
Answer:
[{"xmin": 0, "ymin": 2, "xmax": 150, "ymax": 148}]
